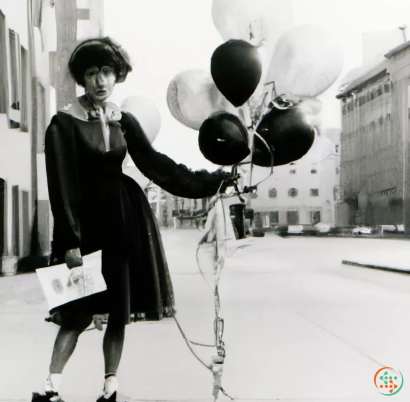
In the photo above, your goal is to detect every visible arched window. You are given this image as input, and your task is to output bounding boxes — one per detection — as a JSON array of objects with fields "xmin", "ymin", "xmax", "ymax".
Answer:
[{"xmin": 288, "ymin": 188, "xmax": 298, "ymax": 197}]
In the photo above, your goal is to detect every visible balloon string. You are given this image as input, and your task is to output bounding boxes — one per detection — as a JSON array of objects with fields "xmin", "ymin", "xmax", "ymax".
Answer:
[
  {"xmin": 172, "ymin": 314, "xmax": 213, "ymax": 370},
  {"xmin": 251, "ymin": 131, "xmax": 274, "ymax": 187},
  {"xmin": 196, "ymin": 241, "xmax": 216, "ymax": 293},
  {"xmin": 171, "ymin": 193, "xmax": 233, "ymax": 400}
]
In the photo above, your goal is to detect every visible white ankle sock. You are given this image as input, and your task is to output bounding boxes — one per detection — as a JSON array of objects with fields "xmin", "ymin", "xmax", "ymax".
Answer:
[
  {"xmin": 104, "ymin": 375, "xmax": 118, "ymax": 398},
  {"xmin": 45, "ymin": 373, "xmax": 62, "ymax": 393}
]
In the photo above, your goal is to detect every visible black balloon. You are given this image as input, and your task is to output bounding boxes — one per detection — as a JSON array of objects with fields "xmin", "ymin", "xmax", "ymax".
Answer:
[
  {"xmin": 211, "ymin": 40, "xmax": 262, "ymax": 107},
  {"xmin": 253, "ymin": 107, "xmax": 315, "ymax": 167},
  {"xmin": 199, "ymin": 112, "xmax": 250, "ymax": 166}
]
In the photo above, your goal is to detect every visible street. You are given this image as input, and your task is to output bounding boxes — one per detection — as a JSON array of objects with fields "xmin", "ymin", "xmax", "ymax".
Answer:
[{"xmin": 1, "ymin": 230, "xmax": 410, "ymax": 401}]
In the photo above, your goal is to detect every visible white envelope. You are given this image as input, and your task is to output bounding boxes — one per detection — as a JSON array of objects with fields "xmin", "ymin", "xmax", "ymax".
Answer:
[{"xmin": 36, "ymin": 250, "xmax": 106, "ymax": 311}]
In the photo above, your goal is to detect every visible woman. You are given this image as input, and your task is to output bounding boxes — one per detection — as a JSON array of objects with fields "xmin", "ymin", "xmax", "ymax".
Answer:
[{"xmin": 32, "ymin": 38, "xmax": 229, "ymax": 402}]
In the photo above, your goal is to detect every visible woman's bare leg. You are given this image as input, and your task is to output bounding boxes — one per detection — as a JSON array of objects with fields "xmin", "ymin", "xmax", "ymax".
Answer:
[
  {"xmin": 103, "ymin": 314, "xmax": 125, "ymax": 374},
  {"xmin": 49, "ymin": 312, "xmax": 93, "ymax": 374}
]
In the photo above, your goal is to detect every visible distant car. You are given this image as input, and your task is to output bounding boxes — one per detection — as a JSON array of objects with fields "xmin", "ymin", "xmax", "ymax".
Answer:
[
  {"xmin": 380, "ymin": 224, "xmax": 404, "ymax": 234},
  {"xmin": 314, "ymin": 223, "xmax": 330, "ymax": 233},
  {"xmin": 352, "ymin": 226, "xmax": 372, "ymax": 235},
  {"xmin": 273, "ymin": 225, "xmax": 318, "ymax": 236}
]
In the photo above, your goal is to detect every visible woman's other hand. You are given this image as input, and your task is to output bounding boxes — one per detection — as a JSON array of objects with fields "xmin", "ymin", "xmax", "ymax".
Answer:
[
  {"xmin": 65, "ymin": 248, "xmax": 83, "ymax": 268},
  {"xmin": 92, "ymin": 315, "xmax": 105, "ymax": 331}
]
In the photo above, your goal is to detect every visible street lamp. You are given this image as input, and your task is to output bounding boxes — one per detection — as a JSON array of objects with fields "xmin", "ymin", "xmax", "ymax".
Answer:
[{"xmin": 399, "ymin": 25, "xmax": 407, "ymax": 43}]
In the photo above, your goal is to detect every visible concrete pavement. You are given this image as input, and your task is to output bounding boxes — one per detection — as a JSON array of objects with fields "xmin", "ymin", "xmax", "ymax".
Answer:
[{"xmin": 1, "ymin": 230, "xmax": 410, "ymax": 401}]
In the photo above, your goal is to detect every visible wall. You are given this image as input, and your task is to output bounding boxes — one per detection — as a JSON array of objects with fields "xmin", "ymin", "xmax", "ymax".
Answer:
[
  {"xmin": 0, "ymin": 115, "xmax": 31, "ymax": 256},
  {"xmin": 0, "ymin": 2, "xmax": 32, "ymax": 258}
]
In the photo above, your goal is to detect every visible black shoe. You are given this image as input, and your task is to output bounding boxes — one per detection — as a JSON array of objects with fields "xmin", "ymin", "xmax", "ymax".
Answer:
[
  {"xmin": 96, "ymin": 391, "xmax": 117, "ymax": 402},
  {"xmin": 32, "ymin": 392, "xmax": 64, "ymax": 402}
]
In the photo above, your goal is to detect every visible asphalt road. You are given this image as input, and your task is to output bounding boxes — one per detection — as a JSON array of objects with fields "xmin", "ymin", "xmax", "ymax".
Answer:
[{"xmin": 1, "ymin": 230, "xmax": 410, "ymax": 401}]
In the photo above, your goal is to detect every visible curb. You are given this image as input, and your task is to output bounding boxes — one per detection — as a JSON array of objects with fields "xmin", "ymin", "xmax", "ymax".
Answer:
[{"xmin": 342, "ymin": 260, "xmax": 410, "ymax": 274}]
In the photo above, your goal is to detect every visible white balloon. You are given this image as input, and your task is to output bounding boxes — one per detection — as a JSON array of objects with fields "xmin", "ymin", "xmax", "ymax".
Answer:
[
  {"xmin": 268, "ymin": 25, "xmax": 344, "ymax": 97},
  {"xmin": 212, "ymin": 0, "xmax": 292, "ymax": 49},
  {"xmin": 297, "ymin": 97, "xmax": 323, "ymax": 116},
  {"xmin": 167, "ymin": 69, "xmax": 236, "ymax": 130},
  {"xmin": 306, "ymin": 133, "xmax": 334, "ymax": 164},
  {"xmin": 212, "ymin": 1, "xmax": 293, "ymax": 113},
  {"xmin": 121, "ymin": 96, "xmax": 161, "ymax": 144},
  {"xmin": 212, "ymin": 0, "xmax": 292, "ymax": 102},
  {"xmin": 297, "ymin": 97, "xmax": 323, "ymax": 127}
]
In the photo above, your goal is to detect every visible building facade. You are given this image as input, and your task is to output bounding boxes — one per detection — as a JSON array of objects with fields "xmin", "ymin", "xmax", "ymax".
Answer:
[
  {"xmin": 0, "ymin": 0, "xmax": 103, "ymax": 274},
  {"xmin": 249, "ymin": 127, "xmax": 341, "ymax": 228},
  {"xmin": 336, "ymin": 40, "xmax": 410, "ymax": 230}
]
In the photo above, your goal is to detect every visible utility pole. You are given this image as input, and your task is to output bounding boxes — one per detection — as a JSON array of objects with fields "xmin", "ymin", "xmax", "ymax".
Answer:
[{"xmin": 54, "ymin": 0, "xmax": 77, "ymax": 110}]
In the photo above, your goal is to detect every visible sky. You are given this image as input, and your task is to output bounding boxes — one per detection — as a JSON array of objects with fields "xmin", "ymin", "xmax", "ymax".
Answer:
[{"xmin": 104, "ymin": 0, "xmax": 410, "ymax": 170}]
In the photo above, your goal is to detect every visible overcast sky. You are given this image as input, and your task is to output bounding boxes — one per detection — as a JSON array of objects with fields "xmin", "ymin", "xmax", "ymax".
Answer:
[{"xmin": 104, "ymin": 0, "xmax": 410, "ymax": 170}]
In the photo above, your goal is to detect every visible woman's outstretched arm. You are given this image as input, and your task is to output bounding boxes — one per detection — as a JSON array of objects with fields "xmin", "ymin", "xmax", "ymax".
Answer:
[{"xmin": 120, "ymin": 112, "xmax": 229, "ymax": 199}]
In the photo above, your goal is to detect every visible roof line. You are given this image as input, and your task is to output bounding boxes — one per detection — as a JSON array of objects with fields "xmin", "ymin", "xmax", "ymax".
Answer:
[
  {"xmin": 336, "ymin": 69, "xmax": 388, "ymax": 99},
  {"xmin": 385, "ymin": 40, "xmax": 410, "ymax": 59}
]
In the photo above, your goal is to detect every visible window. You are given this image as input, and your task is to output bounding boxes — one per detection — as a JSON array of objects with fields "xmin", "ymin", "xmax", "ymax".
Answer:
[
  {"xmin": 20, "ymin": 46, "xmax": 28, "ymax": 131},
  {"xmin": 22, "ymin": 191, "xmax": 29, "ymax": 255},
  {"xmin": 384, "ymin": 83, "xmax": 390, "ymax": 93},
  {"xmin": 377, "ymin": 86, "xmax": 383, "ymax": 97},
  {"xmin": 290, "ymin": 169, "xmax": 296, "ymax": 174},
  {"xmin": 359, "ymin": 96, "xmax": 365, "ymax": 106},
  {"xmin": 268, "ymin": 188, "xmax": 277, "ymax": 198},
  {"xmin": 38, "ymin": 83, "xmax": 47, "ymax": 151},
  {"xmin": 12, "ymin": 185, "xmax": 19, "ymax": 256},
  {"xmin": 310, "ymin": 189, "xmax": 319, "ymax": 197},
  {"xmin": 8, "ymin": 29, "xmax": 21, "ymax": 128},
  {"xmin": 288, "ymin": 188, "xmax": 298, "ymax": 197},
  {"xmin": 335, "ymin": 144, "xmax": 339, "ymax": 153},
  {"xmin": 287, "ymin": 211, "xmax": 299, "ymax": 224},
  {"xmin": 269, "ymin": 211, "xmax": 279, "ymax": 224},
  {"xmin": 9, "ymin": 30, "xmax": 20, "ymax": 108},
  {"xmin": 311, "ymin": 169, "xmax": 317, "ymax": 174}
]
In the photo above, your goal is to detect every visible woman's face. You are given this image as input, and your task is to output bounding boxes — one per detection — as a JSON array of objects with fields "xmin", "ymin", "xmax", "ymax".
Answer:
[{"xmin": 84, "ymin": 65, "xmax": 116, "ymax": 104}]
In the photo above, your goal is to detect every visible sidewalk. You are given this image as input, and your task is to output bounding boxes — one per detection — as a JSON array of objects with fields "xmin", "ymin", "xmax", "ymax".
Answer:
[{"xmin": 1, "ymin": 231, "xmax": 410, "ymax": 401}]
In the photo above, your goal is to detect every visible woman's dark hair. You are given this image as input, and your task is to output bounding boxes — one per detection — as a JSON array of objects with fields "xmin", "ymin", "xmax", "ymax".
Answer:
[{"xmin": 68, "ymin": 37, "xmax": 132, "ymax": 86}]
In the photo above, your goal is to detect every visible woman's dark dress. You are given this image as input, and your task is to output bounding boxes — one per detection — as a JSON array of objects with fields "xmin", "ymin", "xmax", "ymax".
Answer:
[{"xmin": 45, "ymin": 110, "xmax": 226, "ymax": 325}]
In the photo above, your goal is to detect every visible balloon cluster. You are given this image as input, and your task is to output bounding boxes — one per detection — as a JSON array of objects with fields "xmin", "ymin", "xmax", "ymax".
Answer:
[{"xmin": 167, "ymin": 1, "xmax": 344, "ymax": 168}]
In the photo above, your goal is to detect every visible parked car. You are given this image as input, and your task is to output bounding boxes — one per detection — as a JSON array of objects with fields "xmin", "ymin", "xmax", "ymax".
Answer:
[
  {"xmin": 352, "ymin": 226, "xmax": 372, "ymax": 235},
  {"xmin": 272, "ymin": 224, "xmax": 319, "ymax": 236}
]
